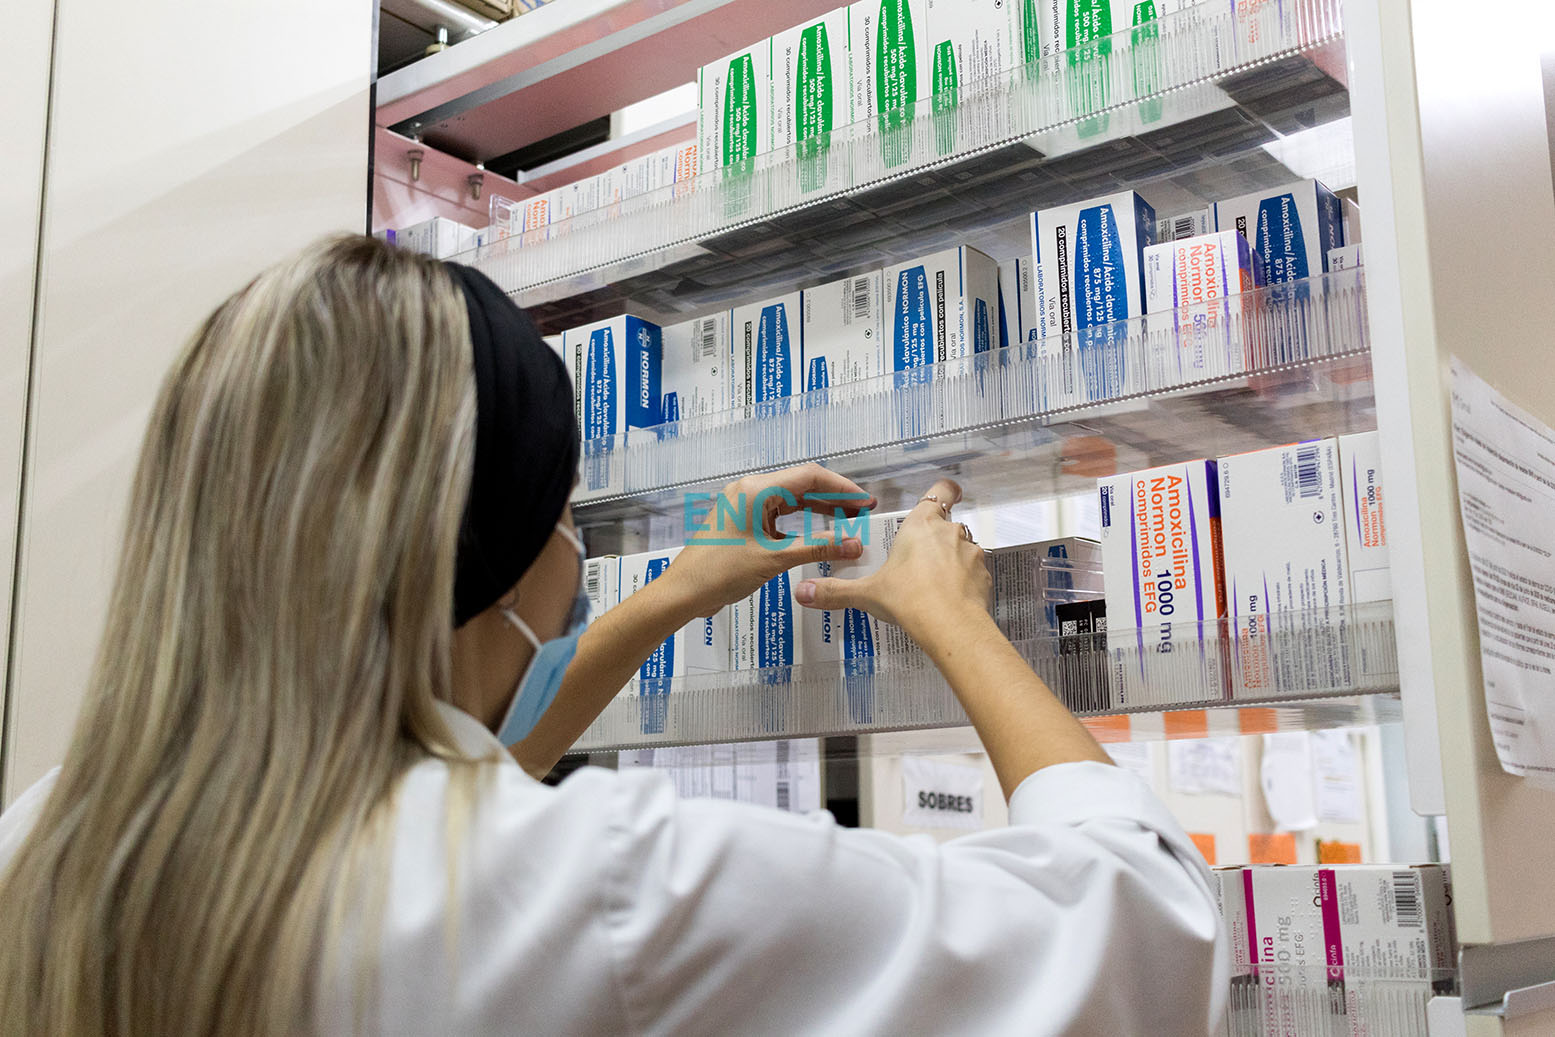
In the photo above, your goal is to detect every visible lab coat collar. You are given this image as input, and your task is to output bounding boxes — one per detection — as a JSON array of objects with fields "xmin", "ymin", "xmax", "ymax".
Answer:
[{"xmin": 433, "ymin": 699, "xmax": 514, "ymax": 763}]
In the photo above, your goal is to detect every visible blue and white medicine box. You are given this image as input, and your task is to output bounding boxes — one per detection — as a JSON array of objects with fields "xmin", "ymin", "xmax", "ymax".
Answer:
[
  {"xmin": 1213, "ymin": 178, "xmax": 1344, "ymax": 284},
  {"xmin": 1031, "ymin": 190, "xmax": 1157, "ymax": 403},
  {"xmin": 732, "ymin": 291, "xmax": 803, "ymax": 416},
  {"xmin": 884, "ymin": 245, "xmax": 998, "ymax": 371},
  {"xmin": 800, "ymin": 272, "xmax": 884, "ymax": 396},
  {"xmin": 997, "ymin": 257, "xmax": 1039, "ymax": 351},
  {"xmin": 562, "ymin": 314, "xmax": 663, "ymax": 492},
  {"xmin": 620, "ymin": 548, "xmax": 732, "ymax": 733},
  {"xmin": 661, "ymin": 313, "xmax": 733, "ymax": 427}
]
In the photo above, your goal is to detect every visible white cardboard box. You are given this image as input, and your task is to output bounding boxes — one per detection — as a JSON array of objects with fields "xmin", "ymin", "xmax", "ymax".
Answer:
[
  {"xmin": 1157, "ymin": 207, "xmax": 1214, "ymax": 243},
  {"xmin": 386, "ymin": 217, "xmax": 480, "ymax": 259},
  {"xmin": 1142, "ymin": 229, "xmax": 1257, "ymax": 379},
  {"xmin": 732, "ymin": 571, "xmax": 804, "ymax": 672},
  {"xmin": 997, "ymin": 257, "xmax": 1040, "ymax": 349},
  {"xmin": 1338, "ymin": 430, "xmax": 1389, "ymax": 602},
  {"xmin": 883, "ymin": 245, "xmax": 998, "ymax": 369},
  {"xmin": 1031, "ymin": 190, "xmax": 1157, "ymax": 401},
  {"xmin": 1213, "ymin": 177, "xmax": 1345, "ymax": 283},
  {"xmin": 732, "ymin": 291, "xmax": 803, "ymax": 412},
  {"xmin": 1097, "ymin": 459, "xmax": 1225, "ymax": 706},
  {"xmin": 849, "ymin": 0, "xmax": 932, "ymax": 165},
  {"xmin": 1327, "ymin": 244, "xmax": 1363, "ymax": 271},
  {"xmin": 698, "ymin": 40, "xmax": 773, "ymax": 173},
  {"xmin": 561, "ymin": 315, "xmax": 663, "ymax": 492},
  {"xmin": 661, "ymin": 313, "xmax": 733, "ymax": 423},
  {"xmin": 583, "ymin": 555, "xmax": 620, "ymax": 623},
  {"xmin": 1218, "ymin": 438, "xmax": 1353, "ymax": 694},
  {"xmin": 773, "ymin": 7, "xmax": 853, "ymax": 153},
  {"xmin": 800, "ymin": 271, "xmax": 884, "ymax": 393},
  {"xmin": 924, "ymin": 0, "xmax": 1022, "ymax": 152}
]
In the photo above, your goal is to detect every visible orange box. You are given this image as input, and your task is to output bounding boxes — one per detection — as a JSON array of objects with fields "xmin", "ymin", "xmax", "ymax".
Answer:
[
  {"xmin": 1189, "ymin": 832, "xmax": 1218, "ymax": 865},
  {"xmin": 1317, "ymin": 840, "xmax": 1363, "ymax": 864},
  {"xmin": 1164, "ymin": 710, "xmax": 1209, "ymax": 740}
]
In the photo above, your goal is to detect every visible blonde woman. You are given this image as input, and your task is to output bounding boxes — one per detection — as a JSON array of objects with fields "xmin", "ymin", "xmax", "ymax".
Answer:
[{"xmin": 0, "ymin": 236, "xmax": 1225, "ymax": 1036}]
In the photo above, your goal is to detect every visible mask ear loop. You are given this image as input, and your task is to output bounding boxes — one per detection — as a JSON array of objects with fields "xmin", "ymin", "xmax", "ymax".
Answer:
[{"xmin": 501, "ymin": 607, "xmax": 542, "ymax": 650}]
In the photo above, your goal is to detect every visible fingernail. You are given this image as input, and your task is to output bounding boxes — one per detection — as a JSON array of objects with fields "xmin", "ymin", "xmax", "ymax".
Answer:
[
  {"xmin": 795, "ymin": 581, "xmax": 816, "ymax": 604},
  {"xmin": 840, "ymin": 538, "xmax": 862, "ymax": 558}
]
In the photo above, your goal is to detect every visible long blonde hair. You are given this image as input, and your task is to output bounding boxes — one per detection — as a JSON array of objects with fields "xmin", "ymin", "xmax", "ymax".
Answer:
[{"xmin": 0, "ymin": 235, "xmax": 483, "ymax": 1034}]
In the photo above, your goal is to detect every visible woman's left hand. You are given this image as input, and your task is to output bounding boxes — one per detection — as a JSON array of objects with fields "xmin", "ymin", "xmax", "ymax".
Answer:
[{"xmin": 664, "ymin": 463, "xmax": 876, "ymax": 615}]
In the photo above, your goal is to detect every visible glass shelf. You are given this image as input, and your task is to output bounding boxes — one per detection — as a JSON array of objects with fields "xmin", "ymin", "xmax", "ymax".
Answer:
[
  {"xmin": 573, "ymin": 268, "xmax": 1373, "ymax": 527},
  {"xmin": 459, "ymin": 0, "xmax": 1347, "ymax": 321},
  {"xmin": 569, "ymin": 601, "xmax": 1398, "ymax": 753}
]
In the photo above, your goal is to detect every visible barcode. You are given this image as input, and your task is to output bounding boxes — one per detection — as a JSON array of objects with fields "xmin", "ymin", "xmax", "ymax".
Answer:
[
  {"xmin": 775, "ymin": 740, "xmax": 790, "ymax": 765},
  {"xmin": 696, "ymin": 318, "xmax": 717, "ymax": 359},
  {"xmin": 851, "ymin": 277, "xmax": 872, "ymax": 319},
  {"xmin": 585, "ymin": 560, "xmax": 602, "ymax": 603},
  {"xmin": 776, "ymin": 782, "xmax": 791, "ymax": 810},
  {"xmin": 1173, "ymin": 215, "xmax": 1198, "ymax": 239},
  {"xmin": 1296, "ymin": 443, "xmax": 1322, "ymax": 499},
  {"xmin": 1392, "ymin": 871, "xmax": 1423, "ymax": 928}
]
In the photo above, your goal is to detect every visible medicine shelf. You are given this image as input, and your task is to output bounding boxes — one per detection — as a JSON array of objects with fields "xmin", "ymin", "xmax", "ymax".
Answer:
[
  {"xmin": 459, "ymin": 0, "xmax": 1348, "ymax": 328},
  {"xmin": 570, "ymin": 601, "xmax": 1399, "ymax": 753},
  {"xmin": 573, "ymin": 268, "xmax": 1374, "ymax": 533}
]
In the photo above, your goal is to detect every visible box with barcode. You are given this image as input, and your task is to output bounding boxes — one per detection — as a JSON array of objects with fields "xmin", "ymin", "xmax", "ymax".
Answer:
[
  {"xmin": 1213, "ymin": 178, "xmax": 1344, "ymax": 284},
  {"xmin": 662, "ymin": 314, "xmax": 733, "ymax": 425},
  {"xmin": 698, "ymin": 40, "xmax": 773, "ymax": 174},
  {"xmin": 988, "ymin": 537, "xmax": 1102, "ymax": 642},
  {"xmin": 1097, "ymin": 459, "xmax": 1225, "ymax": 706},
  {"xmin": 800, "ymin": 272, "xmax": 884, "ymax": 397},
  {"xmin": 732, "ymin": 291, "xmax": 803, "ymax": 416},
  {"xmin": 1156, "ymin": 208, "xmax": 1213, "ymax": 243},
  {"xmin": 1218, "ymin": 439, "xmax": 1353, "ymax": 695},
  {"xmin": 583, "ymin": 555, "xmax": 619, "ymax": 622},
  {"xmin": 1241, "ymin": 865, "xmax": 1456, "ymax": 1034}
]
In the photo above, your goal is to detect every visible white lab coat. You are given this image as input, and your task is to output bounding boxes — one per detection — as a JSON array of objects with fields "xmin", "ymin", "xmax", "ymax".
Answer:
[{"xmin": 0, "ymin": 702, "xmax": 1228, "ymax": 1035}]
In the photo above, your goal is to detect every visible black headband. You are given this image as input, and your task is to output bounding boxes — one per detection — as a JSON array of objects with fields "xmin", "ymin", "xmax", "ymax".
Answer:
[{"xmin": 444, "ymin": 262, "xmax": 579, "ymax": 627}]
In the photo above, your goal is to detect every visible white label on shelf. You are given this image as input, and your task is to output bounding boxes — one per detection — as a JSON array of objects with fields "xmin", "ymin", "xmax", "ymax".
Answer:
[
  {"xmin": 1167, "ymin": 737, "xmax": 1242, "ymax": 796},
  {"xmin": 900, "ymin": 756, "xmax": 984, "ymax": 830},
  {"xmin": 1450, "ymin": 358, "xmax": 1555, "ymax": 789}
]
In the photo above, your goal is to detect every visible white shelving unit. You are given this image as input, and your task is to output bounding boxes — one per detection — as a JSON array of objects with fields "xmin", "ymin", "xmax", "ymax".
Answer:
[{"xmin": 375, "ymin": 0, "xmax": 1555, "ymax": 1030}]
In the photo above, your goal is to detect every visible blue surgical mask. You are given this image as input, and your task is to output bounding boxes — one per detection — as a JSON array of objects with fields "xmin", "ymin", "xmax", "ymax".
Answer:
[{"xmin": 495, "ymin": 525, "xmax": 589, "ymax": 747}]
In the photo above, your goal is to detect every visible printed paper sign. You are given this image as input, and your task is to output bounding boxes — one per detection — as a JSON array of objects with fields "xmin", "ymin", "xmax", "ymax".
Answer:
[
  {"xmin": 1450, "ymin": 358, "xmax": 1555, "ymax": 788},
  {"xmin": 901, "ymin": 756, "xmax": 984, "ymax": 830},
  {"xmin": 1167, "ymin": 738, "xmax": 1241, "ymax": 796}
]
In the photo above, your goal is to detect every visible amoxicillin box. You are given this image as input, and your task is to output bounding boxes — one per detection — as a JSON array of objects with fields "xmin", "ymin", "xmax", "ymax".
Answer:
[
  {"xmin": 562, "ymin": 315, "xmax": 663, "ymax": 492},
  {"xmin": 1032, "ymin": 190, "xmax": 1157, "ymax": 403},
  {"xmin": 1218, "ymin": 439, "xmax": 1352, "ymax": 695},
  {"xmin": 661, "ymin": 313, "xmax": 733, "ymax": 425},
  {"xmin": 1213, "ymin": 178, "xmax": 1344, "ymax": 283},
  {"xmin": 1339, "ymin": 431, "xmax": 1389, "ymax": 602},
  {"xmin": 619, "ymin": 550, "xmax": 684, "ymax": 733},
  {"xmin": 849, "ymin": 0, "xmax": 932, "ymax": 165},
  {"xmin": 884, "ymin": 245, "xmax": 998, "ymax": 369},
  {"xmin": 997, "ymin": 257, "xmax": 1039, "ymax": 349},
  {"xmin": 925, "ymin": 0, "xmax": 1022, "ymax": 153},
  {"xmin": 732, "ymin": 291, "xmax": 803, "ymax": 415},
  {"xmin": 1327, "ymin": 244, "xmax": 1363, "ymax": 271},
  {"xmin": 698, "ymin": 40, "xmax": 773, "ymax": 173},
  {"xmin": 800, "ymin": 511, "xmax": 914, "ymax": 724},
  {"xmin": 583, "ymin": 555, "xmax": 619, "ymax": 623},
  {"xmin": 1143, "ymin": 229, "xmax": 1257, "ymax": 379},
  {"xmin": 801, "ymin": 271, "xmax": 884, "ymax": 394},
  {"xmin": 1098, "ymin": 459, "xmax": 1225, "ymax": 706},
  {"xmin": 773, "ymin": 6, "xmax": 852, "ymax": 190}
]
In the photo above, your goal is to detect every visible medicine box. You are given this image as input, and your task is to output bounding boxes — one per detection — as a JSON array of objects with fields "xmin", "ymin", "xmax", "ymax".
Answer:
[
  {"xmin": 1030, "ymin": 0, "xmax": 1172, "ymax": 60},
  {"xmin": 799, "ymin": 511, "xmax": 915, "ymax": 724},
  {"xmin": 1240, "ymin": 865, "xmax": 1456, "ymax": 1033},
  {"xmin": 924, "ymin": 0, "xmax": 1023, "ymax": 152},
  {"xmin": 1097, "ymin": 459, "xmax": 1226, "ymax": 706},
  {"xmin": 1142, "ymin": 229, "xmax": 1257, "ymax": 378},
  {"xmin": 1031, "ymin": 190, "xmax": 1157, "ymax": 402},
  {"xmin": 561, "ymin": 315, "xmax": 663, "ymax": 491},
  {"xmin": 583, "ymin": 555, "xmax": 620, "ymax": 623},
  {"xmin": 386, "ymin": 217, "xmax": 480, "ymax": 259},
  {"xmin": 1342, "ymin": 195, "xmax": 1362, "ymax": 244},
  {"xmin": 1217, "ymin": 438, "xmax": 1353, "ymax": 695},
  {"xmin": 883, "ymin": 245, "xmax": 998, "ymax": 369},
  {"xmin": 849, "ymin": 0, "xmax": 932, "ymax": 164},
  {"xmin": 1157, "ymin": 207, "xmax": 1213, "ymax": 243},
  {"xmin": 732, "ymin": 291, "xmax": 803, "ymax": 414},
  {"xmin": 618, "ymin": 550, "xmax": 684, "ymax": 732},
  {"xmin": 732, "ymin": 571, "xmax": 804, "ymax": 679},
  {"xmin": 773, "ymin": 7, "xmax": 852, "ymax": 160},
  {"xmin": 1327, "ymin": 244, "xmax": 1363, "ymax": 271},
  {"xmin": 800, "ymin": 271, "xmax": 885, "ymax": 394},
  {"xmin": 661, "ymin": 313, "xmax": 733, "ymax": 424},
  {"xmin": 698, "ymin": 40, "xmax": 774, "ymax": 173},
  {"xmin": 1338, "ymin": 431, "xmax": 1389, "ymax": 602},
  {"xmin": 997, "ymin": 257, "xmax": 1039, "ymax": 350},
  {"xmin": 988, "ymin": 537, "xmax": 1102, "ymax": 643},
  {"xmin": 1213, "ymin": 177, "xmax": 1344, "ymax": 283}
]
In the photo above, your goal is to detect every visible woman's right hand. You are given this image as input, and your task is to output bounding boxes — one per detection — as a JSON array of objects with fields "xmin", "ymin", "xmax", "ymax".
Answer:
[{"xmin": 793, "ymin": 478, "xmax": 991, "ymax": 650}]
